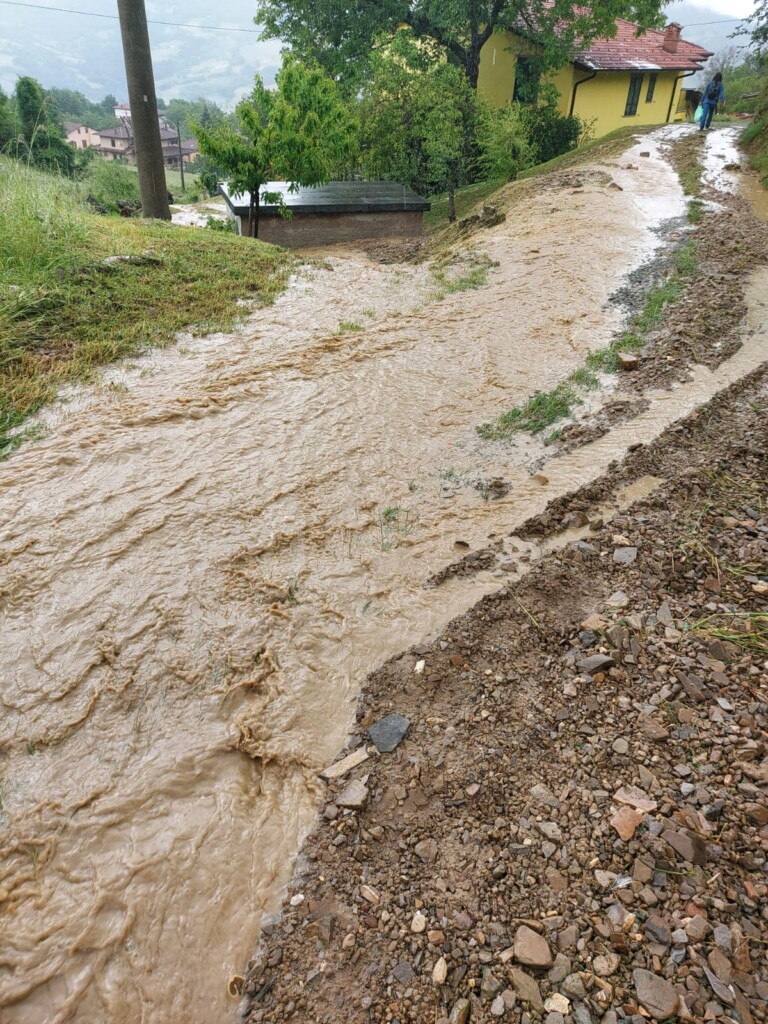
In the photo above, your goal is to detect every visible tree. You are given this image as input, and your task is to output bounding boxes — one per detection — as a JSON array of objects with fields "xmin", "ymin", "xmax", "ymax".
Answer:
[
  {"xmin": 14, "ymin": 77, "xmax": 74, "ymax": 174},
  {"xmin": 193, "ymin": 58, "xmax": 358, "ymax": 237},
  {"xmin": 256, "ymin": 0, "xmax": 668, "ymax": 90},
  {"xmin": 748, "ymin": 2, "xmax": 768, "ymax": 52},
  {"xmin": 0, "ymin": 87, "xmax": 14, "ymax": 153},
  {"xmin": 704, "ymin": 45, "xmax": 746, "ymax": 80},
  {"xmin": 360, "ymin": 31, "xmax": 480, "ymax": 217}
]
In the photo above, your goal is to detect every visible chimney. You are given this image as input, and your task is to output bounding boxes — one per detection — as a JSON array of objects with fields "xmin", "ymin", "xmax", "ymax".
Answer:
[{"xmin": 663, "ymin": 23, "xmax": 682, "ymax": 54}]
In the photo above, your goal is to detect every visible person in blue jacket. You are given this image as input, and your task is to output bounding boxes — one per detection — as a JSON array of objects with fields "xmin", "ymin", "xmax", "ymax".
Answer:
[{"xmin": 699, "ymin": 72, "xmax": 725, "ymax": 131}]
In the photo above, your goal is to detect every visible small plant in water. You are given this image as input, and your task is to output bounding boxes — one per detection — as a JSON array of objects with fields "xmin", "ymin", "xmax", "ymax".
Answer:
[{"xmin": 337, "ymin": 320, "xmax": 363, "ymax": 334}]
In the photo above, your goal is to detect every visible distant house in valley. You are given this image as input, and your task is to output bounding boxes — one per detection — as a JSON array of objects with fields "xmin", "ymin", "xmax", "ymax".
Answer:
[
  {"xmin": 478, "ymin": 21, "xmax": 713, "ymax": 138},
  {"xmin": 85, "ymin": 121, "xmax": 198, "ymax": 167},
  {"xmin": 96, "ymin": 124, "xmax": 136, "ymax": 162},
  {"xmin": 64, "ymin": 121, "xmax": 102, "ymax": 149},
  {"xmin": 114, "ymin": 101, "xmax": 172, "ymax": 130}
]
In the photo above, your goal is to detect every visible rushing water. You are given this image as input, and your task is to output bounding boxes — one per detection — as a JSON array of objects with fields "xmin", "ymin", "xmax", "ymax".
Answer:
[{"xmin": 0, "ymin": 130, "xmax": 762, "ymax": 1023}]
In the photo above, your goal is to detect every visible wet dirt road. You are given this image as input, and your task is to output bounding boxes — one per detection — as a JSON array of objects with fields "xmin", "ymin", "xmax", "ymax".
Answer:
[{"xmin": 0, "ymin": 128, "xmax": 763, "ymax": 1022}]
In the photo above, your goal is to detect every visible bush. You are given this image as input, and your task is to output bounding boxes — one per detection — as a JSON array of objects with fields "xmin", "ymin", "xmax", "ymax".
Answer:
[
  {"xmin": 477, "ymin": 103, "xmax": 535, "ymax": 181},
  {"xmin": 521, "ymin": 104, "xmax": 583, "ymax": 165},
  {"xmin": 82, "ymin": 159, "xmax": 141, "ymax": 213},
  {"xmin": 198, "ymin": 169, "xmax": 220, "ymax": 196}
]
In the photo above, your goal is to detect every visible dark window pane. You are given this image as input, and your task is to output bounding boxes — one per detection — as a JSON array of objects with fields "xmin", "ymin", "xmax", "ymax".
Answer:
[
  {"xmin": 625, "ymin": 73, "xmax": 643, "ymax": 117},
  {"xmin": 646, "ymin": 74, "xmax": 658, "ymax": 102}
]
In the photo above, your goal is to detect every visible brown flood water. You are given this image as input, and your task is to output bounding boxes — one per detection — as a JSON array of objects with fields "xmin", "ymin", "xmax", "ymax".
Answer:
[{"xmin": 0, "ymin": 130, "xmax": 764, "ymax": 1023}]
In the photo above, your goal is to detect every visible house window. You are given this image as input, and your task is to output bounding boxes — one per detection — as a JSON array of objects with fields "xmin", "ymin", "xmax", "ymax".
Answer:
[
  {"xmin": 646, "ymin": 74, "xmax": 658, "ymax": 102},
  {"xmin": 513, "ymin": 56, "xmax": 542, "ymax": 103},
  {"xmin": 111, "ymin": 139, "xmax": 116, "ymax": 147},
  {"xmin": 624, "ymin": 73, "xmax": 643, "ymax": 117}
]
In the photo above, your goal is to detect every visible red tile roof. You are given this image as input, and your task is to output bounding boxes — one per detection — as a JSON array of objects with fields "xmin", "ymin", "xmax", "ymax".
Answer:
[{"xmin": 575, "ymin": 19, "xmax": 712, "ymax": 72}]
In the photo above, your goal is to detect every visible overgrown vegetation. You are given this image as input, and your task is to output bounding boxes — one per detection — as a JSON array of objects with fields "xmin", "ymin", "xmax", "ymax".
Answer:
[
  {"xmin": 0, "ymin": 158, "xmax": 294, "ymax": 455},
  {"xmin": 478, "ymin": 241, "xmax": 699, "ymax": 440}
]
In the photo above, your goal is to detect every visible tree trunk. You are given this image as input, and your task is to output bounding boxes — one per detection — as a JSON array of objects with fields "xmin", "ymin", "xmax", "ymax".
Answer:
[
  {"xmin": 448, "ymin": 188, "xmax": 456, "ymax": 223},
  {"xmin": 247, "ymin": 188, "xmax": 260, "ymax": 238},
  {"xmin": 465, "ymin": 41, "xmax": 481, "ymax": 90}
]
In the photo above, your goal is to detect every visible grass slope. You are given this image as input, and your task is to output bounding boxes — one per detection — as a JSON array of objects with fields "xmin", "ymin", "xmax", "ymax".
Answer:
[{"xmin": 0, "ymin": 159, "xmax": 294, "ymax": 455}]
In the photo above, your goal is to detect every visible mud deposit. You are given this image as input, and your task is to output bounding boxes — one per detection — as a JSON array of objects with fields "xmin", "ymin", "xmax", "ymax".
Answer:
[{"xmin": 0, "ymin": 129, "xmax": 761, "ymax": 1022}]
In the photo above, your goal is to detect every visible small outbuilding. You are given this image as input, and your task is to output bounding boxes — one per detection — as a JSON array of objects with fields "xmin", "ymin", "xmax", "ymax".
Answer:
[{"xmin": 218, "ymin": 181, "xmax": 431, "ymax": 247}]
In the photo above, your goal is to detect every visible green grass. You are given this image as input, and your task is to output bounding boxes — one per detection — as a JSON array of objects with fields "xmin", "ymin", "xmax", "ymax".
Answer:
[
  {"xmin": 742, "ymin": 117, "xmax": 768, "ymax": 187},
  {"xmin": 0, "ymin": 158, "xmax": 294, "ymax": 454},
  {"xmin": 684, "ymin": 612, "xmax": 768, "ymax": 655},
  {"xmin": 478, "ymin": 382, "xmax": 581, "ymax": 439},
  {"xmin": 479, "ymin": 240, "xmax": 698, "ymax": 441},
  {"xmin": 431, "ymin": 253, "xmax": 495, "ymax": 297},
  {"xmin": 516, "ymin": 125, "xmax": 655, "ymax": 182},
  {"xmin": 337, "ymin": 320, "xmax": 363, "ymax": 333}
]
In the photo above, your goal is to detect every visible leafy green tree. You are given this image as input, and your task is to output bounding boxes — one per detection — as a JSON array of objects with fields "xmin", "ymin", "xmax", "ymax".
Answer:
[
  {"xmin": 14, "ymin": 77, "xmax": 74, "ymax": 175},
  {"xmin": 256, "ymin": 0, "xmax": 668, "ymax": 89},
  {"xmin": 165, "ymin": 97, "xmax": 231, "ymax": 139},
  {"xmin": 476, "ymin": 102, "xmax": 534, "ymax": 181},
  {"xmin": 193, "ymin": 58, "xmax": 358, "ymax": 237},
  {"xmin": 47, "ymin": 87, "xmax": 118, "ymax": 129},
  {"xmin": 360, "ymin": 31, "xmax": 480, "ymax": 216},
  {"xmin": 0, "ymin": 87, "xmax": 14, "ymax": 153}
]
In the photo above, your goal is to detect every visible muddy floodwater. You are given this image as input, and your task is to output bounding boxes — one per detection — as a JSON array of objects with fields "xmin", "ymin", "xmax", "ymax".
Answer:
[{"xmin": 0, "ymin": 129, "xmax": 763, "ymax": 1022}]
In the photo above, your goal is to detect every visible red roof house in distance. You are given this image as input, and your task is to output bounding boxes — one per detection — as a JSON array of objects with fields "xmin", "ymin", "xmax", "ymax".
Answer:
[{"xmin": 478, "ymin": 21, "xmax": 713, "ymax": 136}]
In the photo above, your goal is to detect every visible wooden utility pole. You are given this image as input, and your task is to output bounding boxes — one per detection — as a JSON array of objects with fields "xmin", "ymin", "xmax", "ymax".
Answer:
[
  {"xmin": 116, "ymin": 0, "xmax": 170, "ymax": 220},
  {"xmin": 175, "ymin": 122, "xmax": 185, "ymax": 192}
]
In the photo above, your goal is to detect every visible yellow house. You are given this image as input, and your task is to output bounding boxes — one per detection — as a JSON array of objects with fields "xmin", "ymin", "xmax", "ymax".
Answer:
[{"xmin": 478, "ymin": 22, "xmax": 713, "ymax": 138}]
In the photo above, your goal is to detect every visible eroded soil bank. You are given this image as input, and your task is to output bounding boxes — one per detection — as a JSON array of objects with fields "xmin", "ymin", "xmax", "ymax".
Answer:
[{"xmin": 1, "ymin": 128, "xmax": 765, "ymax": 1023}]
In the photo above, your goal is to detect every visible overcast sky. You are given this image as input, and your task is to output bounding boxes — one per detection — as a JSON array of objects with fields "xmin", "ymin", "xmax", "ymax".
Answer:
[{"xmin": 0, "ymin": 0, "xmax": 758, "ymax": 108}]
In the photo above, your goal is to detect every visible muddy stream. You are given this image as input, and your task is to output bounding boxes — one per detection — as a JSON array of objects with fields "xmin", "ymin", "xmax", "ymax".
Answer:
[{"xmin": 1, "ymin": 128, "xmax": 766, "ymax": 1022}]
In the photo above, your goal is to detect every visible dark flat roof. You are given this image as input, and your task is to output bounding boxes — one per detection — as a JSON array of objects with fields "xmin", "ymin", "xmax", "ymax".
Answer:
[{"xmin": 219, "ymin": 180, "xmax": 430, "ymax": 217}]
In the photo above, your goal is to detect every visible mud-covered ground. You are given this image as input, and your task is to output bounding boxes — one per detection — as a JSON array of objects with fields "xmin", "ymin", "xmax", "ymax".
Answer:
[{"xmin": 240, "ymin": 137, "xmax": 768, "ymax": 1024}]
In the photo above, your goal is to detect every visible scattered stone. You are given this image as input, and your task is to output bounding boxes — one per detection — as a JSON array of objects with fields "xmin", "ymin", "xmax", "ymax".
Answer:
[
  {"xmin": 319, "ymin": 745, "xmax": 369, "ymax": 781},
  {"xmin": 514, "ymin": 925, "xmax": 553, "ymax": 968},
  {"xmin": 491, "ymin": 995, "xmax": 505, "ymax": 1016},
  {"xmin": 360, "ymin": 884, "xmax": 380, "ymax": 905},
  {"xmin": 530, "ymin": 783, "xmax": 560, "ymax": 808},
  {"xmin": 544, "ymin": 993, "xmax": 570, "ymax": 1014},
  {"xmin": 685, "ymin": 915, "xmax": 709, "ymax": 942},
  {"xmin": 432, "ymin": 956, "xmax": 448, "ymax": 986},
  {"xmin": 633, "ymin": 968, "xmax": 680, "ymax": 1019},
  {"xmin": 611, "ymin": 737, "xmax": 629, "ymax": 754},
  {"xmin": 610, "ymin": 805, "xmax": 645, "ymax": 840},
  {"xmin": 593, "ymin": 953, "xmax": 620, "ymax": 977},
  {"xmin": 414, "ymin": 838, "xmax": 438, "ymax": 863},
  {"xmin": 509, "ymin": 968, "xmax": 544, "ymax": 1010},
  {"xmin": 337, "ymin": 779, "xmax": 369, "ymax": 810},
  {"xmin": 613, "ymin": 546, "xmax": 638, "ymax": 564},
  {"xmin": 576, "ymin": 653, "xmax": 614, "ymax": 674},
  {"xmin": 411, "ymin": 910, "xmax": 427, "ymax": 933},
  {"xmin": 614, "ymin": 785, "xmax": 658, "ymax": 812},
  {"xmin": 662, "ymin": 828, "xmax": 708, "ymax": 866},
  {"xmin": 617, "ymin": 352, "xmax": 640, "ymax": 370},
  {"xmin": 449, "ymin": 998, "xmax": 471, "ymax": 1024},
  {"xmin": 368, "ymin": 713, "xmax": 410, "ymax": 753},
  {"xmin": 393, "ymin": 961, "xmax": 416, "ymax": 985},
  {"xmin": 606, "ymin": 590, "xmax": 629, "ymax": 609},
  {"xmin": 538, "ymin": 821, "xmax": 562, "ymax": 842}
]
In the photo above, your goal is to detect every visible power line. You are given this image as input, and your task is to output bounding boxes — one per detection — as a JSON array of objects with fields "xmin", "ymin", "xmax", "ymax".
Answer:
[
  {"xmin": 0, "ymin": 0, "xmax": 259, "ymax": 33},
  {"xmin": 0, "ymin": 0, "xmax": 752, "ymax": 33}
]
